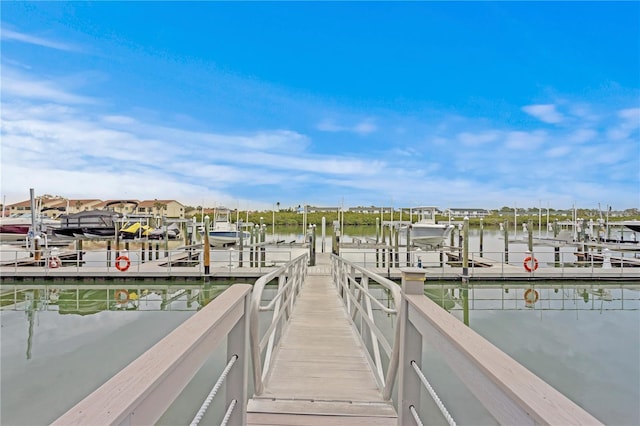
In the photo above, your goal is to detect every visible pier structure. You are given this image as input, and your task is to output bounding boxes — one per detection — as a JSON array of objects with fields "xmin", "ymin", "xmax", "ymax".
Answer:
[{"xmin": 50, "ymin": 252, "xmax": 604, "ymax": 425}]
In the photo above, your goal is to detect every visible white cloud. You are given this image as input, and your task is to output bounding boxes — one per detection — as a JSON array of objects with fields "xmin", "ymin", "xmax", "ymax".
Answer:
[
  {"xmin": 317, "ymin": 119, "xmax": 377, "ymax": 135},
  {"xmin": 607, "ymin": 107, "xmax": 640, "ymax": 140},
  {"xmin": 567, "ymin": 128, "xmax": 596, "ymax": 144},
  {"xmin": 1, "ymin": 27, "xmax": 80, "ymax": 52},
  {"xmin": 1, "ymin": 69, "xmax": 96, "ymax": 104},
  {"xmin": 504, "ymin": 130, "xmax": 547, "ymax": 150},
  {"xmin": 457, "ymin": 131, "xmax": 499, "ymax": 146},
  {"xmin": 546, "ymin": 146, "xmax": 571, "ymax": 158},
  {"xmin": 522, "ymin": 104, "xmax": 564, "ymax": 124}
]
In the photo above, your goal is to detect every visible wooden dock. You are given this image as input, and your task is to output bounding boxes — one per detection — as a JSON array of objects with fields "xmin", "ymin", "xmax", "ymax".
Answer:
[{"xmin": 246, "ymin": 253, "xmax": 397, "ymax": 425}]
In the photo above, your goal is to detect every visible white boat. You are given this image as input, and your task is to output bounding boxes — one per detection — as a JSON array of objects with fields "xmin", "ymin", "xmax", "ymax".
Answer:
[
  {"xmin": 0, "ymin": 214, "xmax": 59, "ymax": 241},
  {"xmin": 405, "ymin": 207, "xmax": 454, "ymax": 247},
  {"xmin": 207, "ymin": 210, "xmax": 249, "ymax": 247}
]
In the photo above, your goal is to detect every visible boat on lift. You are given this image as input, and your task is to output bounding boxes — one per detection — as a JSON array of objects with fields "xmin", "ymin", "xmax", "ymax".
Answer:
[
  {"xmin": 404, "ymin": 206, "xmax": 454, "ymax": 247},
  {"xmin": 207, "ymin": 209, "xmax": 249, "ymax": 247},
  {"xmin": 0, "ymin": 214, "xmax": 59, "ymax": 241},
  {"xmin": 54, "ymin": 210, "xmax": 121, "ymax": 239}
]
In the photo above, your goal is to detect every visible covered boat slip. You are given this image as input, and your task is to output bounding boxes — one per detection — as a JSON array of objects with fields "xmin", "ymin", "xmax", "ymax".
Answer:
[{"xmin": 247, "ymin": 255, "xmax": 397, "ymax": 425}]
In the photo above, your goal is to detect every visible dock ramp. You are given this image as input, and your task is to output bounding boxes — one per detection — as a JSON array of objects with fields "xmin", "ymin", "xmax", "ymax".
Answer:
[{"xmin": 246, "ymin": 252, "xmax": 397, "ymax": 425}]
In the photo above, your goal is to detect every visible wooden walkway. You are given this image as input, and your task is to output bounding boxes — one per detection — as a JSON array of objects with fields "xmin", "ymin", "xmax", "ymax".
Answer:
[{"xmin": 246, "ymin": 253, "xmax": 397, "ymax": 425}]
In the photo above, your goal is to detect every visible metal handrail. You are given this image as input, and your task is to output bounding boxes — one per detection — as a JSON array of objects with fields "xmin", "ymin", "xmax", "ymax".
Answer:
[
  {"xmin": 330, "ymin": 253, "xmax": 402, "ymax": 400},
  {"xmin": 249, "ymin": 253, "xmax": 308, "ymax": 395}
]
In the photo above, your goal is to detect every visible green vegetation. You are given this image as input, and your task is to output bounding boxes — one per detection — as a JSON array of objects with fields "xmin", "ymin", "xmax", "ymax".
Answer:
[{"xmin": 184, "ymin": 208, "xmax": 640, "ymax": 228}]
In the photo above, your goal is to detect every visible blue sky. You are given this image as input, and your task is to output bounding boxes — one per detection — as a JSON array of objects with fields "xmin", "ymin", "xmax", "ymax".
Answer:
[{"xmin": 1, "ymin": 2, "xmax": 639, "ymax": 211}]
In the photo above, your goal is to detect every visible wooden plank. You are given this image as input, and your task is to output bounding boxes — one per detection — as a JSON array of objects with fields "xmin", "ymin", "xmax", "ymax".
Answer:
[{"xmin": 247, "ymin": 412, "xmax": 397, "ymax": 425}]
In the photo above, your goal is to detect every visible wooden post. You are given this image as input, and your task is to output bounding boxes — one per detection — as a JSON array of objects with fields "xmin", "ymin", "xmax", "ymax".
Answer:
[
  {"xmin": 33, "ymin": 236, "xmax": 42, "ymax": 263},
  {"xmin": 394, "ymin": 225, "xmax": 400, "ymax": 267},
  {"xmin": 260, "ymin": 221, "xmax": 266, "ymax": 267},
  {"xmin": 250, "ymin": 226, "xmax": 255, "ymax": 267},
  {"xmin": 238, "ymin": 220, "xmax": 243, "ymax": 268},
  {"xmin": 375, "ymin": 217, "xmax": 380, "ymax": 267},
  {"xmin": 163, "ymin": 216, "xmax": 169, "ymax": 258},
  {"xmin": 450, "ymin": 223, "xmax": 455, "ymax": 247},
  {"xmin": 503, "ymin": 220, "xmax": 509, "ymax": 263},
  {"xmin": 528, "ymin": 219, "xmax": 533, "ymax": 252},
  {"xmin": 463, "ymin": 217, "xmax": 470, "ymax": 326},
  {"xmin": 463, "ymin": 217, "xmax": 469, "ymax": 278},
  {"xmin": 479, "ymin": 218, "xmax": 484, "ymax": 256},
  {"xmin": 203, "ymin": 216, "xmax": 211, "ymax": 277}
]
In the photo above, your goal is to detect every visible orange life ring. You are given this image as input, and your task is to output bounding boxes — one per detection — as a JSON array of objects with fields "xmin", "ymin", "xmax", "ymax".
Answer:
[
  {"xmin": 115, "ymin": 255, "xmax": 131, "ymax": 272},
  {"xmin": 523, "ymin": 256, "xmax": 539, "ymax": 272},
  {"xmin": 524, "ymin": 288, "xmax": 539, "ymax": 304},
  {"xmin": 114, "ymin": 289, "xmax": 129, "ymax": 304},
  {"xmin": 48, "ymin": 256, "xmax": 62, "ymax": 268}
]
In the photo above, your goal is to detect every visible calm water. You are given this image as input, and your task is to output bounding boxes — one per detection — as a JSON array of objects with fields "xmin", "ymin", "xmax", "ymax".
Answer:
[{"xmin": 1, "ymin": 228, "xmax": 639, "ymax": 425}]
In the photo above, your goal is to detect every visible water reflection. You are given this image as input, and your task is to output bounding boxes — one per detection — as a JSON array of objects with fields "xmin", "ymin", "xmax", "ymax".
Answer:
[
  {"xmin": 2, "ymin": 282, "xmax": 235, "ymax": 365},
  {"xmin": 424, "ymin": 283, "xmax": 640, "ymax": 320}
]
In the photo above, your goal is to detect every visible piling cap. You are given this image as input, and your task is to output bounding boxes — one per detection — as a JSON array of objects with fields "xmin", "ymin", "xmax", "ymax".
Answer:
[{"xmin": 401, "ymin": 267, "xmax": 426, "ymax": 295}]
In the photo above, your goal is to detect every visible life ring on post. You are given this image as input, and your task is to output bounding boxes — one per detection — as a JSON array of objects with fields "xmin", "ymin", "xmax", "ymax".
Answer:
[
  {"xmin": 524, "ymin": 288, "xmax": 539, "ymax": 304},
  {"xmin": 523, "ymin": 256, "xmax": 539, "ymax": 272},
  {"xmin": 115, "ymin": 289, "xmax": 129, "ymax": 304},
  {"xmin": 49, "ymin": 256, "xmax": 62, "ymax": 268},
  {"xmin": 115, "ymin": 256, "xmax": 131, "ymax": 272}
]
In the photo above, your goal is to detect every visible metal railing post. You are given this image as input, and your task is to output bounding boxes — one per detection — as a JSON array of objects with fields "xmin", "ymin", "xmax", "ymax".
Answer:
[{"xmin": 397, "ymin": 268, "xmax": 426, "ymax": 424}]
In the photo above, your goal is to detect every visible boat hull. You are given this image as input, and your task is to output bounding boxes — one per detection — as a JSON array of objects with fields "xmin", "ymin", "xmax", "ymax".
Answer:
[
  {"xmin": 410, "ymin": 224, "xmax": 454, "ymax": 247},
  {"xmin": 208, "ymin": 231, "xmax": 249, "ymax": 247}
]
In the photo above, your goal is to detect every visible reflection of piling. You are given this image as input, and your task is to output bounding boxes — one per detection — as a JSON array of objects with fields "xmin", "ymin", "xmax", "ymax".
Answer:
[{"xmin": 107, "ymin": 241, "xmax": 112, "ymax": 266}]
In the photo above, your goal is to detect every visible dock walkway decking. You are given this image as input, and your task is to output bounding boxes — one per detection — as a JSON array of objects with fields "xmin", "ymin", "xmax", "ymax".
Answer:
[{"xmin": 246, "ymin": 253, "xmax": 397, "ymax": 425}]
